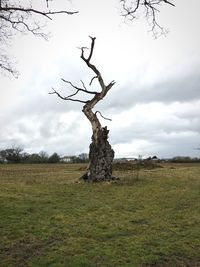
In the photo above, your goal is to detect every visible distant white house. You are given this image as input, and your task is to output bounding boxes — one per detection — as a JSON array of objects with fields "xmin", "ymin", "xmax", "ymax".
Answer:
[
  {"xmin": 60, "ymin": 156, "xmax": 73, "ymax": 163},
  {"xmin": 60, "ymin": 153, "xmax": 89, "ymax": 163}
]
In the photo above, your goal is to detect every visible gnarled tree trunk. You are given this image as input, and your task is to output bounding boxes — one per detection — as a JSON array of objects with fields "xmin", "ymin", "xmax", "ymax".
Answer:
[{"xmin": 83, "ymin": 127, "xmax": 114, "ymax": 181}]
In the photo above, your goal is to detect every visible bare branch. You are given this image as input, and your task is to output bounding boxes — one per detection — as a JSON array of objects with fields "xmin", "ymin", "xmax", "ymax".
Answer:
[
  {"xmin": 61, "ymin": 78, "xmax": 98, "ymax": 95},
  {"xmin": 89, "ymin": 75, "xmax": 98, "ymax": 86},
  {"xmin": 49, "ymin": 88, "xmax": 87, "ymax": 104},
  {"xmin": 0, "ymin": 6, "xmax": 78, "ymax": 20},
  {"xmin": 80, "ymin": 80, "xmax": 87, "ymax": 90},
  {"xmin": 120, "ymin": 0, "xmax": 141, "ymax": 19},
  {"xmin": 163, "ymin": 0, "xmax": 175, "ymax": 7},
  {"xmin": 95, "ymin": 111, "xmax": 112, "ymax": 121},
  {"xmin": 88, "ymin": 36, "xmax": 96, "ymax": 61},
  {"xmin": 0, "ymin": 53, "xmax": 19, "ymax": 77},
  {"xmin": 120, "ymin": 0, "xmax": 175, "ymax": 36},
  {"xmin": 0, "ymin": 0, "xmax": 78, "ymax": 76}
]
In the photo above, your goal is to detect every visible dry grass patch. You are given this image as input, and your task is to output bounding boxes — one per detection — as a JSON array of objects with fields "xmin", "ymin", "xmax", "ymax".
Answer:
[{"xmin": 0, "ymin": 163, "xmax": 199, "ymax": 266}]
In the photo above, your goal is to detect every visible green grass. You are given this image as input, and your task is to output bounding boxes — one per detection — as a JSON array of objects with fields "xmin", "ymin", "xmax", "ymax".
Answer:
[{"xmin": 0, "ymin": 163, "xmax": 200, "ymax": 267}]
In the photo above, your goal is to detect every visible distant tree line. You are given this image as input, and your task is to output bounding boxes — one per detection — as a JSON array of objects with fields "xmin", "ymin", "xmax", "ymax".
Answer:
[
  {"xmin": 0, "ymin": 147, "xmax": 59, "ymax": 164},
  {"xmin": 0, "ymin": 147, "xmax": 199, "ymax": 164},
  {"xmin": 168, "ymin": 156, "xmax": 200, "ymax": 163},
  {"xmin": 0, "ymin": 147, "xmax": 89, "ymax": 164}
]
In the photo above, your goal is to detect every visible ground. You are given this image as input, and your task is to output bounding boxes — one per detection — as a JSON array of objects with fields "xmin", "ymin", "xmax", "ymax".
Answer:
[{"xmin": 0, "ymin": 163, "xmax": 200, "ymax": 267}]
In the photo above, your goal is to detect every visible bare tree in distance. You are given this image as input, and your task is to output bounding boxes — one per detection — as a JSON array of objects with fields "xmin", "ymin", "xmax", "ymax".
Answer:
[
  {"xmin": 120, "ymin": 0, "xmax": 175, "ymax": 36},
  {"xmin": 0, "ymin": 0, "xmax": 78, "ymax": 77},
  {"xmin": 50, "ymin": 36, "xmax": 116, "ymax": 182}
]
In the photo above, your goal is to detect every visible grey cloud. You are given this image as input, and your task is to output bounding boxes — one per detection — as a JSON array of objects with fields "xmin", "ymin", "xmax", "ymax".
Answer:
[
  {"xmin": 111, "ymin": 116, "xmax": 200, "ymax": 146},
  {"xmin": 103, "ymin": 71, "xmax": 200, "ymax": 112},
  {"xmin": 152, "ymin": 132, "xmax": 200, "ymax": 158},
  {"xmin": 0, "ymin": 109, "xmax": 90, "ymax": 155},
  {"xmin": 149, "ymin": 74, "xmax": 200, "ymax": 103},
  {"xmin": 112, "ymin": 129, "xmax": 200, "ymax": 159},
  {"xmin": 108, "ymin": 99, "xmax": 200, "ymax": 158}
]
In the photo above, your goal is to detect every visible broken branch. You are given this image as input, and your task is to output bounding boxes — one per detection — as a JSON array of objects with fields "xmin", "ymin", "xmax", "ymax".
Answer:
[{"xmin": 89, "ymin": 75, "xmax": 98, "ymax": 86}]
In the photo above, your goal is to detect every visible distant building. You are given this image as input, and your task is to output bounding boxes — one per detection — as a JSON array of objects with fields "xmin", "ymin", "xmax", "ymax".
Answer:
[
  {"xmin": 60, "ymin": 156, "xmax": 73, "ymax": 163},
  {"xmin": 78, "ymin": 153, "xmax": 89, "ymax": 160},
  {"xmin": 60, "ymin": 154, "xmax": 89, "ymax": 163}
]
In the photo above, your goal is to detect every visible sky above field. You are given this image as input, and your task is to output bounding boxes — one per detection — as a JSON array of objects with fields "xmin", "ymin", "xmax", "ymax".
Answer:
[{"xmin": 1, "ymin": 0, "xmax": 200, "ymax": 158}]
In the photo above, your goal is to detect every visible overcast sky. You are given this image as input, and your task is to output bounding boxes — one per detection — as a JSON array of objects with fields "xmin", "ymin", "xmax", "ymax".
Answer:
[{"xmin": 1, "ymin": 0, "xmax": 200, "ymax": 158}]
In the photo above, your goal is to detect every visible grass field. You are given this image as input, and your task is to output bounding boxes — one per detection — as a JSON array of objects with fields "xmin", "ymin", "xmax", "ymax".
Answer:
[{"xmin": 0, "ymin": 163, "xmax": 200, "ymax": 267}]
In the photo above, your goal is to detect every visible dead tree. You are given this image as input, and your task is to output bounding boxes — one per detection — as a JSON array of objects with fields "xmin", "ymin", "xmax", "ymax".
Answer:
[{"xmin": 50, "ymin": 36, "xmax": 116, "ymax": 182}]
